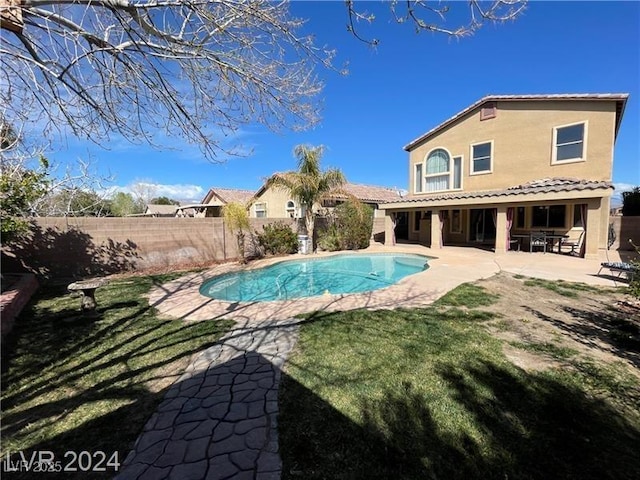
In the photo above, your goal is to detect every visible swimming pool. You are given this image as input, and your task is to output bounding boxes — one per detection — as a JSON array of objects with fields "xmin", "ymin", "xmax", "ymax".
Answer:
[{"xmin": 199, "ymin": 253, "xmax": 430, "ymax": 302}]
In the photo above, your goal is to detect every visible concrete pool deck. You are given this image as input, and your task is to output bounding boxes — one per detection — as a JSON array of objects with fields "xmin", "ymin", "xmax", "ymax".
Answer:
[{"xmin": 146, "ymin": 245, "xmax": 629, "ymax": 324}]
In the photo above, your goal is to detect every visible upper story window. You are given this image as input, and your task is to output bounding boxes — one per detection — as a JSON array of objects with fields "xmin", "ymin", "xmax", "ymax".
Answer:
[
  {"xmin": 254, "ymin": 202, "xmax": 267, "ymax": 218},
  {"xmin": 553, "ymin": 122, "xmax": 587, "ymax": 164},
  {"xmin": 414, "ymin": 163, "xmax": 423, "ymax": 193},
  {"xmin": 452, "ymin": 156, "xmax": 462, "ymax": 189},
  {"xmin": 471, "ymin": 141, "xmax": 492, "ymax": 174},
  {"xmin": 415, "ymin": 149, "xmax": 463, "ymax": 193},
  {"xmin": 425, "ymin": 149, "xmax": 450, "ymax": 192}
]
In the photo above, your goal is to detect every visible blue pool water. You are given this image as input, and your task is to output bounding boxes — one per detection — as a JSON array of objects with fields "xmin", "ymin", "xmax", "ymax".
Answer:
[{"xmin": 199, "ymin": 253, "xmax": 430, "ymax": 302}]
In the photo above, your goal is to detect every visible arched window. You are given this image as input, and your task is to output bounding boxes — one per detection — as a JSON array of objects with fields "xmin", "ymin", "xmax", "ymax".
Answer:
[
  {"xmin": 286, "ymin": 200, "xmax": 296, "ymax": 218},
  {"xmin": 426, "ymin": 149, "xmax": 451, "ymax": 192}
]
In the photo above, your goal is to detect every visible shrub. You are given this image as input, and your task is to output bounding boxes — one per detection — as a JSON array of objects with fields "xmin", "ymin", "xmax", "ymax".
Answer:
[
  {"xmin": 335, "ymin": 200, "xmax": 374, "ymax": 249},
  {"xmin": 258, "ymin": 221, "xmax": 298, "ymax": 255},
  {"xmin": 622, "ymin": 187, "xmax": 640, "ymax": 216},
  {"xmin": 223, "ymin": 202, "xmax": 251, "ymax": 263},
  {"xmin": 317, "ymin": 199, "xmax": 374, "ymax": 251},
  {"xmin": 317, "ymin": 222, "xmax": 342, "ymax": 252}
]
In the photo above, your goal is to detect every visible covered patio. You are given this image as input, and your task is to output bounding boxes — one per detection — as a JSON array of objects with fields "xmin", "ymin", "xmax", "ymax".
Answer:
[{"xmin": 380, "ymin": 178, "xmax": 613, "ymax": 260}]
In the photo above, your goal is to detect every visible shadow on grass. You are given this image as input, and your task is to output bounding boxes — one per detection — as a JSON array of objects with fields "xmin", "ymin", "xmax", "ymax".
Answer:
[
  {"xmin": 1, "ymin": 277, "xmax": 234, "ymax": 479},
  {"xmin": 280, "ymin": 358, "xmax": 640, "ymax": 480},
  {"xmin": 280, "ymin": 305, "xmax": 640, "ymax": 480},
  {"xmin": 524, "ymin": 303, "xmax": 640, "ymax": 369}
]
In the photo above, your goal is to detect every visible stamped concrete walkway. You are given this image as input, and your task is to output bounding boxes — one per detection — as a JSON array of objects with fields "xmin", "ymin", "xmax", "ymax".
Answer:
[
  {"xmin": 115, "ymin": 245, "xmax": 628, "ymax": 480},
  {"xmin": 116, "ymin": 318, "xmax": 298, "ymax": 479}
]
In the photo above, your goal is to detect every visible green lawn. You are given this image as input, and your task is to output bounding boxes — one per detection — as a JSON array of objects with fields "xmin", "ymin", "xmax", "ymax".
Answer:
[
  {"xmin": 1, "ymin": 274, "xmax": 234, "ymax": 479},
  {"xmin": 279, "ymin": 282, "xmax": 640, "ymax": 480}
]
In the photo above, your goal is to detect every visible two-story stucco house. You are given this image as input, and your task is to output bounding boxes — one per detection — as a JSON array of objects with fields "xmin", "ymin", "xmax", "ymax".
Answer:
[{"xmin": 380, "ymin": 94, "xmax": 629, "ymax": 259}]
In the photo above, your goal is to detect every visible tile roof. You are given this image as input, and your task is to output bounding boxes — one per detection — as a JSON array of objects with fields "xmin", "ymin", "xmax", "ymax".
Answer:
[
  {"xmin": 145, "ymin": 204, "xmax": 178, "ymax": 215},
  {"xmin": 381, "ymin": 178, "xmax": 613, "ymax": 205},
  {"xmin": 202, "ymin": 187, "xmax": 255, "ymax": 205},
  {"xmin": 404, "ymin": 93, "xmax": 629, "ymax": 151},
  {"xmin": 251, "ymin": 178, "xmax": 403, "ymax": 204},
  {"xmin": 339, "ymin": 183, "xmax": 404, "ymax": 203}
]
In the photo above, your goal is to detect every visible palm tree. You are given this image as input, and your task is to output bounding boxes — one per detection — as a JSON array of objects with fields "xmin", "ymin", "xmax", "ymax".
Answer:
[{"xmin": 267, "ymin": 145, "xmax": 346, "ymax": 251}]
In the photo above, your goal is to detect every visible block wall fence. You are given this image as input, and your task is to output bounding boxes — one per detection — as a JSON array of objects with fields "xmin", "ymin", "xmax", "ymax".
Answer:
[
  {"xmin": 1, "ymin": 217, "xmax": 387, "ymax": 279},
  {"xmin": 610, "ymin": 215, "xmax": 640, "ymax": 252},
  {"xmin": 1, "ymin": 216, "xmax": 634, "ymax": 279}
]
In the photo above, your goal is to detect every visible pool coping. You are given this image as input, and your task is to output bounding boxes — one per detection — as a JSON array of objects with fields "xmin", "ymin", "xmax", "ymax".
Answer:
[
  {"xmin": 147, "ymin": 244, "xmax": 626, "ymax": 324},
  {"xmin": 198, "ymin": 251, "xmax": 433, "ymax": 303}
]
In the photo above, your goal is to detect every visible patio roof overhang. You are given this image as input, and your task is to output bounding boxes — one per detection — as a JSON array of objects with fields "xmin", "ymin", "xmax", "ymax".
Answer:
[
  {"xmin": 178, "ymin": 203, "xmax": 224, "ymax": 209},
  {"xmin": 379, "ymin": 178, "xmax": 613, "ymax": 211}
]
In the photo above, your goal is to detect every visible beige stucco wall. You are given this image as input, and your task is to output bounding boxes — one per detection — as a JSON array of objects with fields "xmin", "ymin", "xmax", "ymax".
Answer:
[
  {"xmin": 250, "ymin": 185, "xmax": 387, "ymax": 219},
  {"xmin": 408, "ymin": 100, "xmax": 618, "ymax": 195},
  {"xmin": 249, "ymin": 186, "xmax": 299, "ymax": 218}
]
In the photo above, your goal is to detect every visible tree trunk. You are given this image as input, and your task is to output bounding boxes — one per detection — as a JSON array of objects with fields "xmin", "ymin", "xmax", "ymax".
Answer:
[
  {"xmin": 236, "ymin": 231, "xmax": 246, "ymax": 264},
  {"xmin": 306, "ymin": 212, "xmax": 315, "ymax": 253}
]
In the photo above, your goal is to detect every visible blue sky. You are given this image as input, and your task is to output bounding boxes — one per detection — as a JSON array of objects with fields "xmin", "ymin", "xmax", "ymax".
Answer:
[{"xmin": 49, "ymin": 1, "xmax": 639, "ymax": 205}]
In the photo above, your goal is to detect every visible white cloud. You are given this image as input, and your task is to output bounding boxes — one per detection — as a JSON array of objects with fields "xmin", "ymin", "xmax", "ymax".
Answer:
[
  {"xmin": 102, "ymin": 182, "xmax": 205, "ymax": 203},
  {"xmin": 611, "ymin": 182, "xmax": 636, "ymax": 207},
  {"xmin": 153, "ymin": 183, "xmax": 206, "ymax": 201}
]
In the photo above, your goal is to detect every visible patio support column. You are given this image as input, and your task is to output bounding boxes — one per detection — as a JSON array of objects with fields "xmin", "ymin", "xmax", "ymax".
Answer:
[
  {"xmin": 384, "ymin": 210, "xmax": 396, "ymax": 246},
  {"xmin": 584, "ymin": 197, "xmax": 602, "ymax": 260},
  {"xmin": 430, "ymin": 209, "xmax": 442, "ymax": 249},
  {"xmin": 495, "ymin": 205, "xmax": 508, "ymax": 254}
]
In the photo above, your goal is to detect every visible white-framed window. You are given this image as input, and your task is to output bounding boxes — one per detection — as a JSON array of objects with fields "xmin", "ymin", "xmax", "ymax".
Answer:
[
  {"xmin": 425, "ymin": 149, "xmax": 450, "ymax": 192},
  {"xmin": 254, "ymin": 202, "xmax": 267, "ymax": 218},
  {"xmin": 286, "ymin": 200, "xmax": 296, "ymax": 218},
  {"xmin": 470, "ymin": 141, "xmax": 492, "ymax": 174},
  {"xmin": 414, "ymin": 163, "xmax": 423, "ymax": 193},
  {"xmin": 552, "ymin": 121, "xmax": 587, "ymax": 164},
  {"xmin": 452, "ymin": 156, "xmax": 462, "ymax": 189},
  {"xmin": 416, "ymin": 149, "xmax": 463, "ymax": 193}
]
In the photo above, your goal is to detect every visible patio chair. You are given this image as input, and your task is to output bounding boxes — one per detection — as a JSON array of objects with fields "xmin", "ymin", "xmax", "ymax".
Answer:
[
  {"xmin": 530, "ymin": 232, "xmax": 547, "ymax": 253},
  {"xmin": 560, "ymin": 231, "xmax": 584, "ymax": 256},
  {"xmin": 598, "ymin": 262, "xmax": 638, "ymax": 281}
]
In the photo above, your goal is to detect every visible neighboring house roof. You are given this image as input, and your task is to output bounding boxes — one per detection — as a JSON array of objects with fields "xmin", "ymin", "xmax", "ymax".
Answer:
[
  {"xmin": 145, "ymin": 204, "xmax": 178, "ymax": 215},
  {"xmin": 248, "ymin": 178, "xmax": 402, "ymax": 206},
  {"xmin": 201, "ymin": 187, "xmax": 255, "ymax": 206},
  {"xmin": 332, "ymin": 183, "xmax": 404, "ymax": 203},
  {"xmin": 381, "ymin": 178, "xmax": 613, "ymax": 205},
  {"xmin": 404, "ymin": 93, "xmax": 629, "ymax": 151}
]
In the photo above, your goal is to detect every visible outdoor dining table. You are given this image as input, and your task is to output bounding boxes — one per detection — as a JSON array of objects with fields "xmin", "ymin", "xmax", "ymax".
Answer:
[
  {"xmin": 511, "ymin": 233, "xmax": 569, "ymax": 253},
  {"xmin": 545, "ymin": 233, "xmax": 570, "ymax": 253}
]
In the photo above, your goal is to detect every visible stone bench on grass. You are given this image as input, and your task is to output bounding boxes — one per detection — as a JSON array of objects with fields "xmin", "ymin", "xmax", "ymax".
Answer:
[{"xmin": 68, "ymin": 278, "xmax": 109, "ymax": 314}]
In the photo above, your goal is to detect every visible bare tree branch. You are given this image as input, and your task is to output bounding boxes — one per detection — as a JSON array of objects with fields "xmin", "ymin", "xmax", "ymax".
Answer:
[
  {"xmin": 347, "ymin": 0, "xmax": 527, "ymax": 45},
  {"xmin": 2, "ymin": 0, "xmax": 526, "ymax": 160},
  {"xmin": 1, "ymin": 117, "xmax": 114, "ymax": 220},
  {"xmin": 2, "ymin": 0, "xmax": 335, "ymax": 161}
]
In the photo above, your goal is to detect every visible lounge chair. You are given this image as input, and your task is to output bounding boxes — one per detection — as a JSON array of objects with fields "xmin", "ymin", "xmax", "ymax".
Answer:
[
  {"xmin": 598, "ymin": 262, "xmax": 638, "ymax": 281},
  {"xmin": 560, "ymin": 231, "xmax": 584, "ymax": 255}
]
